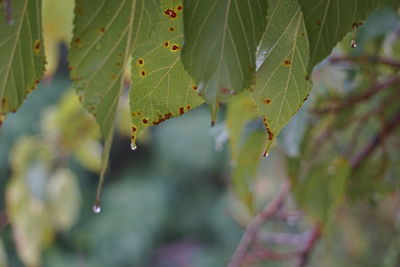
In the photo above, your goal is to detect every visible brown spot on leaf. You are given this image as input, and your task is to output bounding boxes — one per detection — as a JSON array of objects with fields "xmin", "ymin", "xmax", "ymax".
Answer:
[
  {"xmin": 169, "ymin": 27, "xmax": 175, "ymax": 32},
  {"xmin": 74, "ymin": 38, "xmax": 82, "ymax": 48},
  {"xmin": 163, "ymin": 41, "xmax": 170, "ymax": 48},
  {"xmin": 266, "ymin": 127, "xmax": 274, "ymax": 141},
  {"xmin": 140, "ymin": 70, "xmax": 146, "ymax": 77},
  {"xmin": 263, "ymin": 98, "xmax": 272, "ymax": 104},
  {"xmin": 164, "ymin": 8, "xmax": 177, "ymax": 18},
  {"xmin": 171, "ymin": 44, "xmax": 179, "ymax": 51},
  {"xmin": 179, "ymin": 107, "xmax": 184, "ymax": 115},
  {"xmin": 186, "ymin": 105, "xmax": 191, "ymax": 110},
  {"xmin": 75, "ymin": 6, "xmax": 84, "ymax": 16},
  {"xmin": 192, "ymin": 85, "xmax": 197, "ymax": 90},
  {"xmin": 177, "ymin": 5, "xmax": 183, "ymax": 11},
  {"xmin": 137, "ymin": 58, "xmax": 144, "ymax": 66},
  {"xmin": 131, "ymin": 111, "xmax": 141, "ymax": 116},
  {"xmin": 34, "ymin": 40, "xmax": 41, "ymax": 54},
  {"xmin": 132, "ymin": 126, "xmax": 137, "ymax": 132},
  {"xmin": 283, "ymin": 59, "xmax": 291, "ymax": 67},
  {"xmin": 142, "ymin": 118, "xmax": 148, "ymax": 124}
]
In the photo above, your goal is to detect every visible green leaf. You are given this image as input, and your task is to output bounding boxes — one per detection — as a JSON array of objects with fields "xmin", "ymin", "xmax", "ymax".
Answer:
[
  {"xmin": 130, "ymin": 0, "xmax": 203, "ymax": 148},
  {"xmin": 226, "ymin": 92, "xmax": 259, "ymax": 163},
  {"xmin": 0, "ymin": 0, "xmax": 45, "ymax": 118},
  {"xmin": 226, "ymin": 92, "xmax": 265, "ymax": 210},
  {"xmin": 47, "ymin": 168, "xmax": 81, "ymax": 231},
  {"xmin": 69, "ymin": 0, "xmax": 159, "ymax": 141},
  {"xmin": 293, "ymin": 157, "xmax": 350, "ymax": 224},
  {"xmin": 251, "ymin": 0, "xmax": 310, "ymax": 154},
  {"xmin": 182, "ymin": 0, "xmax": 268, "ymax": 120},
  {"xmin": 298, "ymin": 0, "xmax": 393, "ymax": 73},
  {"xmin": 69, "ymin": 0, "xmax": 160, "ymax": 209}
]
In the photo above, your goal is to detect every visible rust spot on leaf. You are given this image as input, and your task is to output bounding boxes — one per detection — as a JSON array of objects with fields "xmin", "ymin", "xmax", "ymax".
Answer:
[
  {"xmin": 142, "ymin": 118, "xmax": 148, "ymax": 124},
  {"xmin": 137, "ymin": 58, "xmax": 144, "ymax": 66},
  {"xmin": 177, "ymin": 5, "xmax": 183, "ymax": 11},
  {"xmin": 266, "ymin": 127, "xmax": 274, "ymax": 141},
  {"xmin": 263, "ymin": 98, "xmax": 272, "ymax": 104},
  {"xmin": 75, "ymin": 6, "xmax": 84, "ymax": 16},
  {"xmin": 163, "ymin": 41, "xmax": 170, "ymax": 48},
  {"xmin": 169, "ymin": 27, "xmax": 175, "ymax": 32},
  {"xmin": 132, "ymin": 126, "xmax": 137, "ymax": 132},
  {"xmin": 131, "ymin": 111, "xmax": 141, "ymax": 116},
  {"xmin": 283, "ymin": 59, "xmax": 291, "ymax": 67},
  {"xmin": 74, "ymin": 38, "xmax": 82, "ymax": 48},
  {"xmin": 186, "ymin": 105, "xmax": 191, "ymax": 110},
  {"xmin": 179, "ymin": 107, "xmax": 184, "ymax": 115},
  {"xmin": 140, "ymin": 70, "xmax": 146, "ymax": 77},
  {"xmin": 171, "ymin": 45, "xmax": 179, "ymax": 52},
  {"xmin": 34, "ymin": 40, "xmax": 41, "ymax": 54},
  {"xmin": 192, "ymin": 85, "xmax": 197, "ymax": 90},
  {"xmin": 164, "ymin": 8, "xmax": 177, "ymax": 18}
]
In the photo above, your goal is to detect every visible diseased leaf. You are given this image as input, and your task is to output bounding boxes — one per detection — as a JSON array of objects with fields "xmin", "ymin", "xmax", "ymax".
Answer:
[
  {"xmin": 130, "ymin": 0, "xmax": 203, "ymax": 148},
  {"xmin": 0, "ymin": 0, "xmax": 45, "ymax": 119},
  {"xmin": 69, "ymin": 0, "xmax": 159, "ymax": 209},
  {"xmin": 251, "ymin": 0, "xmax": 310, "ymax": 154},
  {"xmin": 69, "ymin": 0, "xmax": 159, "ymax": 141},
  {"xmin": 182, "ymin": 0, "xmax": 268, "ymax": 120},
  {"xmin": 298, "ymin": 0, "xmax": 395, "ymax": 73}
]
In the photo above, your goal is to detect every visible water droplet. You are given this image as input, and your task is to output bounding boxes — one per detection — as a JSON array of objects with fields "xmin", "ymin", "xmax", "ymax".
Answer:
[
  {"xmin": 263, "ymin": 151, "xmax": 269, "ymax": 158},
  {"xmin": 92, "ymin": 203, "xmax": 101, "ymax": 214},
  {"xmin": 130, "ymin": 141, "xmax": 137, "ymax": 151},
  {"xmin": 95, "ymin": 43, "xmax": 102, "ymax": 50},
  {"xmin": 350, "ymin": 39, "xmax": 357, "ymax": 48}
]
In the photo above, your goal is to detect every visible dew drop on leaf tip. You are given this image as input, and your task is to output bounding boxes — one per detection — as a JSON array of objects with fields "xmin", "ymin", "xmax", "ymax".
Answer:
[
  {"xmin": 92, "ymin": 203, "xmax": 101, "ymax": 214},
  {"xmin": 350, "ymin": 39, "xmax": 357, "ymax": 48},
  {"xmin": 130, "ymin": 141, "xmax": 137, "ymax": 151}
]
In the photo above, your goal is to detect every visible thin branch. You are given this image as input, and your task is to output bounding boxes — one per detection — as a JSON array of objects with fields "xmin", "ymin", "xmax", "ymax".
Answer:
[
  {"xmin": 313, "ymin": 76, "xmax": 400, "ymax": 115},
  {"xmin": 228, "ymin": 181, "xmax": 290, "ymax": 267},
  {"xmin": 351, "ymin": 109, "xmax": 400, "ymax": 168},
  {"xmin": 295, "ymin": 224, "xmax": 322, "ymax": 267},
  {"xmin": 330, "ymin": 55, "xmax": 400, "ymax": 69}
]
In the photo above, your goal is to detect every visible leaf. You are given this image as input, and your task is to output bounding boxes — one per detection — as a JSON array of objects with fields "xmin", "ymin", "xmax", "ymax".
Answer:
[
  {"xmin": 226, "ymin": 92, "xmax": 259, "ymax": 163},
  {"xmin": 130, "ymin": 0, "xmax": 203, "ymax": 148},
  {"xmin": 69, "ymin": 0, "xmax": 159, "ymax": 141},
  {"xmin": 298, "ymin": 0, "xmax": 395, "ymax": 73},
  {"xmin": 251, "ymin": 0, "xmax": 310, "ymax": 154},
  {"xmin": 226, "ymin": 92, "xmax": 265, "ymax": 210},
  {"xmin": 232, "ymin": 130, "xmax": 266, "ymax": 211},
  {"xmin": 47, "ymin": 168, "xmax": 81, "ymax": 231},
  {"xmin": 0, "ymin": 0, "xmax": 45, "ymax": 118},
  {"xmin": 69, "ymin": 0, "xmax": 160, "ymax": 209},
  {"xmin": 181, "ymin": 0, "xmax": 268, "ymax": 120},
  {"xmin": 293, "ymin": 157, "xmax": 350, "ymax": 224}
]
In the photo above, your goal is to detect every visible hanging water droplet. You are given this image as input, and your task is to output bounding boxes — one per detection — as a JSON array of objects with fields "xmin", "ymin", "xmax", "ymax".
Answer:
[
  {"xmin": 92, "ymin": 203, "xmax": 101, "ymax": 214},
  {"xmin": 95, "ymin": 43, "xmax": 102, "ymax": 50},
  {"xmin": 350, "ymin": 39, "xmax": 357, "ymax": 48},
  {"xmin": 130, "ymin": 141, "xmax": 137, "ymax": 151}
]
